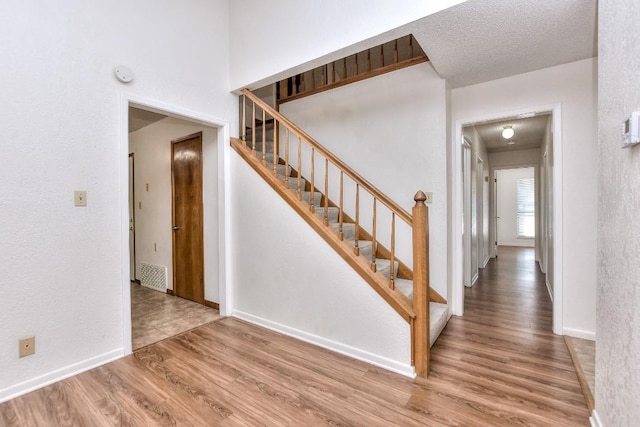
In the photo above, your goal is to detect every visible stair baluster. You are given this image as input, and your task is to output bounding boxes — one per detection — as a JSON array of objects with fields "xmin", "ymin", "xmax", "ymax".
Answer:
[
  {"xmin": 339, "ymin": 171, "xmax": 344, "ymax": 240},
  {"xmin": 323, "ymin": 159, "xmax": 329, "ymax": 225},
  {"xmin": 261, "ymin": 109, "xmax": 267, "ymax": 166},
  {"xmin": 371, "ymin": 198, "xmax": 377, "ymax": 272},
  {"xmin": 390, "ymin": 212, "xmax": 395, "ymax": 290},
  {"xmin": 297, "ymin": 136, "xmax": 302, "ymax": 200},
  {"xmin": 354, "ymin": 184, "xmax": 360, "ymax": 255},
  {"xmin": 309, "ymin": 147, "xmax": 315, "ymax": 208},
  {"xmin": 283, "ymin": 129, "xmax": 290, "ymax": 188}
]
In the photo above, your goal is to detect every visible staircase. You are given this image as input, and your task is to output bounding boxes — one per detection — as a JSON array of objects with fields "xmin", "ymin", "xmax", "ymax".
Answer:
[{"xmin": 231, "ymin": 89, "xmax": 449, "ymax": 376}]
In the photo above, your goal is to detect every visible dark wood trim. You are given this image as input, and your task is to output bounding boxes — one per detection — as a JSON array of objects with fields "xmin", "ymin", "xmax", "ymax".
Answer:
[
  {"xmin": 564, "ymin": 336, "xmax": 595, "ymax": 413},
  {"xmin": 166, "ymin": 289, "xmax": 175, "ymax": 296},
  {"xmin": 278, "ymin": 57, "xmax": 428, "ymax": 105},
  {"xmin": 204, "ymin": 300, "xmax": 220, "ymax": 310}
]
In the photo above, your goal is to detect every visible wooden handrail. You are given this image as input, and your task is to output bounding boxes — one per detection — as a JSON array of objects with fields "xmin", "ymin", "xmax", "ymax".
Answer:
[{"xmin": 242, "ymin": 89, "xmax": 412, "ymax": 226}]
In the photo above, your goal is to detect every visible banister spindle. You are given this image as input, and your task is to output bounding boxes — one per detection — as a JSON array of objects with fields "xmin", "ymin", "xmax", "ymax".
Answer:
[
  {"xmin": 371, "ymin": 198, "xmax": 377, "ymax": 272},
  {"xmin": 283, "ymin": 129, "xmax": 290, "ymax": 188},
  {"xmin": 309, "ymin": 148, "xmax": 315, "ymax": 209},
  {"xmin": 390, "ymin": 212, "xmax": 396, "ymax": 289},
  {"xmin": 272, "ymin": 119, "xmax": 278, "ymax": 175},
  {"xmin": 338, "ymin": 171, "xmax": 344, "ymax": 240},
  {"xmin": 323, "ymin": 159, "xmax": 329, "ymax": 225},
  {"xmin": 252, "ymin": 102, "xmax": 256, "ymax": 153},
  {"xmin": 261, "ymin": 109, "xmax": 267, "ymax": 165},
  {"xmin": 354, "ymin": 184, "xmax": 360, "ymax": 255},
  {"xmin": 297, "ymin": 136, "xmax": 302, "ymax": 200},
  {"xmin": 413, "ymin": 190, "xmax": 430, "ymax": 377},
  {"xmin": 242, "ymin": 95, "xmax": 246, "ymax": 146},
  {"xmin": 394, "ymin": 39, "xmax": 399, "ymax": 64}
]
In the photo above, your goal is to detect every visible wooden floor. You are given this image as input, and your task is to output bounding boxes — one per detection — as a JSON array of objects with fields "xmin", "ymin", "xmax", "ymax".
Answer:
[
  {"xmin": 131, "ymin": 284, "xmax": 221, "ymax": 350},
  {"xmin": 0, "ymin": 247, "xmax": 589, "ymax": 426}
]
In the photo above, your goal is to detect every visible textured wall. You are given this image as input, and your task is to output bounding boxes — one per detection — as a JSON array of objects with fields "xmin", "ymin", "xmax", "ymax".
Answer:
[
  {"xmin": 0, "ymin": 0, "xmax": 234, "ymax": 400},
  {"xmin": 596, "ymin": 1, "xmax": 640, "ymax": 424}
]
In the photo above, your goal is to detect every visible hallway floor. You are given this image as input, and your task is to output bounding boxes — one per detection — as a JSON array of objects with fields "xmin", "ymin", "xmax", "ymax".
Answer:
[
  {"xmin": 0, "ymin": 248, "xmax": 590, "ymax": 426},
  {"xmin": 131, "ymin": 283, "xmax": 221, "ymax": 349}
]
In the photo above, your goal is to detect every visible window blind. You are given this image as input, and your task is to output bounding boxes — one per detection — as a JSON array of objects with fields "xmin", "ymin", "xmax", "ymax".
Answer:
[{"xmin": 517, "ymin": 178, "xmax": 535, "ymax": 238}]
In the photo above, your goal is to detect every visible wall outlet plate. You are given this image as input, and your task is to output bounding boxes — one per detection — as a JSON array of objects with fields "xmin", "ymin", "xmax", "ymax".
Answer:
[{"xmin": 19, "ymin": 336, "xmax": 35, "ymax": 358}]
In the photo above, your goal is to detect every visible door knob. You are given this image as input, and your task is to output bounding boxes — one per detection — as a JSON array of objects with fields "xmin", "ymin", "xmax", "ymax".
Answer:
[{"xmin": 173, "ymin": 226, "xmax": 180, "ymax": 231}]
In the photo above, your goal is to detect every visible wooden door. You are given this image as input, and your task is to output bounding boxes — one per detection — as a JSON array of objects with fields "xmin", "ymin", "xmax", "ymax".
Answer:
[{"xmin": 171, "ymin": 132, "xmax": 204, "ymax": 303}]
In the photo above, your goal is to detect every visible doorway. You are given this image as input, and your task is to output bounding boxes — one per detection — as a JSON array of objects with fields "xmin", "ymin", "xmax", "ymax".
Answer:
[
  {"xmin": 129, "ymin": 153, "xmax": 137, "ymax": 282},
  {"xmin": 121, "ymin": 95, "xmax": 230, "ymax": 355},
  {"xmin": 453, "ymin": 105, "xmax": 562, "ymax": 335},
  {"xmin": 171, "ymin": 132, "xmax": 205, "ymax": 304}
]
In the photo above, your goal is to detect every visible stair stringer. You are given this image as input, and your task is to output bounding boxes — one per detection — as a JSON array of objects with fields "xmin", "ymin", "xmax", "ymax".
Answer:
[{"xmin": 230, "ymin": 149, "xmax": 414, "ymax": 375}]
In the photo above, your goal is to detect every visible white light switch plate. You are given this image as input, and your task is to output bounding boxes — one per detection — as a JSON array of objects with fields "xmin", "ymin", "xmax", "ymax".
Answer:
[{"xmin": 74, "ymin": 190, "xmax": 87, "ymax": 207}]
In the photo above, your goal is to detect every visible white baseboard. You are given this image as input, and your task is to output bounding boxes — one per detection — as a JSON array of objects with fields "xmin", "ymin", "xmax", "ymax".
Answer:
[
  {"xmin": 471, "ymin": 273, "xmax": 479, "ymax": 286},
  {"xmin": 231, "ymin": 310, "xmax": 415, "ymax": 378},
  {"xmin": 563, "ymin": 327, "xmax": 596, "ymax": 341},
  {"xmin": 589, "ymin": 409, "xmax": 603, "ymax": 427},
  {"xmin": 481, "ymin": 256, "xmax": 490, "ymax": 269},
  {"xmin": 498, "ymin": 242, "xmax": 535, "ymax": 247},
  {"xmin": 0, "ymin": 348, "xmax": 123, "ymax": 404},
  {"xmin": 546, "ymin": 277, "xmax": 553, "ymax": 302}
]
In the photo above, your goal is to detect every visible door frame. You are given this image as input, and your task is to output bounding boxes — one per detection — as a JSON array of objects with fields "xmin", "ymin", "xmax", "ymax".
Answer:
[
  {"xmin": 128, "ymin": 153, "xmax": 138, "ymax": 282},
  {"xmin": 120, "ymin": 92, "xmax": 232, "ymax": 355},
  {"xmin": 462, "ymin": 137, "xmax": 472, "ymax": 288},
  {"xmin": 451, "ymin": 103, "xmax": 563, "ymax": 336}
]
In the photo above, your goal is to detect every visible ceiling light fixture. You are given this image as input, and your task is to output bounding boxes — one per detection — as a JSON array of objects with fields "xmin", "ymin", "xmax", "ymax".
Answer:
[{"xmin": 502, "ymin": 125, "xmax": 514, "ymax": 139}]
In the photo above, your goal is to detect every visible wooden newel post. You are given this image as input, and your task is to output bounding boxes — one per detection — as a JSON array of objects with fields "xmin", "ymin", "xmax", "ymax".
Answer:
[{"xmin": 412, "ymin": 190, "xmax": 430, "ymax": 377}]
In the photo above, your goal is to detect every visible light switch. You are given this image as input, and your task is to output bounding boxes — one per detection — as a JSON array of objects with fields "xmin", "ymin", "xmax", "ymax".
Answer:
[
  {"xmin": 425, "ymin": 192, "xmax": 433, "ymax": 203},
  {"xmin": 74, "ymin": 191, "xmax": 87, "ymax": 207}
]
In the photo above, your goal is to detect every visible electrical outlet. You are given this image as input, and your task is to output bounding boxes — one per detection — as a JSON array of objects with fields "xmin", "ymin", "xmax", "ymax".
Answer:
[
  {"xmin": 425, "ymin": 192, "xmax": 433, "ymax": 203},
  {"xmin": 19, "ymin": 337, "xmax": 35, "ymax": 358},
  {"xmin": 74, "ymin": 190, "xmax": 87, "ymax": 207}
]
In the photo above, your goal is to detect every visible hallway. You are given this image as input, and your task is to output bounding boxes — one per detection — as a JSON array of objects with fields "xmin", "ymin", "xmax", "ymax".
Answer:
[{"xmin": 429, "ymin": 246, "xmax": 589, "ymax": 425}]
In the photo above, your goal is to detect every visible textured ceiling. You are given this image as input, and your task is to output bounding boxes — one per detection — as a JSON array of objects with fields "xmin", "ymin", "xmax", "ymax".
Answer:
[
  {"xmin": 470, "ymin": 114, "xmax": 550, "ymax": 153},
  {"xmin": 411, "ymin": 0, "xmax": 597, "ymax": 88},
  {"xmin": 129, "ymin": 107, "xmax": 167, "ymax": 133}
]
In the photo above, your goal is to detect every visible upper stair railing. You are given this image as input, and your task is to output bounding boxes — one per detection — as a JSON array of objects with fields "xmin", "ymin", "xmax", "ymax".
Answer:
[
  {"xmin": 235, "ymin": 88, "xmax": 432, "ymax": 376},
  {"xmin": 277, "ymin": 34, "xmax": 428, "ymax": 104}
]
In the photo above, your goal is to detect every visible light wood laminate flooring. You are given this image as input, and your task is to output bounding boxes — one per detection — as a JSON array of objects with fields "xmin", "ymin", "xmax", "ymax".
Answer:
[
  {"xmin": 131, "ymin": 283, "xmax": 221, "ymax": 350},
  {"xmin": 1, "ymin": 247, "xmax": 589, "ymax": 426}
]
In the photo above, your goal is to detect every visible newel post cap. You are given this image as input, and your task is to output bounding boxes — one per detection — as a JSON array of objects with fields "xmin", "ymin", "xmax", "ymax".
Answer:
[{"xmin": 414, "ymin": 190, "xmax": 427, "ymax": 205}]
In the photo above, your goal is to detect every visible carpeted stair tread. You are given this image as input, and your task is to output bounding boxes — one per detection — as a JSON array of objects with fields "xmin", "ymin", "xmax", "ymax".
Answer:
[
  {"xmin": 373, "ymin": 258, "xmax": 398, "ymax": 280},
  {"xmin": 430, "ymin": 302, "xmax": 449, "ymax": 347},
  {"xmin": 279, "ymin": 175, "xmax": 306, "ymax": 191},
  {"xmin": 301, "ymin": 191, "xmax": 322, "ymax": 206},
  {"xmin": 394, "ymin": 278, "xmax": 414, "ymax": 300},
  {"xmin": 315, "ymin": 206, "xmax": 340, "ymax": 223}
]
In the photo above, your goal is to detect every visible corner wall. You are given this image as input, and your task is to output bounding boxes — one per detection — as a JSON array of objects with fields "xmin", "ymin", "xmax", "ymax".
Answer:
[
  {"xmin": 451, "ymin": 58, "xmax": 597, "ymax": 338},
  {"xmin": 596, "ymin": 1, "xmax": 640, "ymax": 424}
]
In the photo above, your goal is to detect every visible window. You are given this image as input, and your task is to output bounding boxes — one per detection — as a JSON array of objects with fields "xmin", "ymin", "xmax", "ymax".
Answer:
[{"xmin": 517, "ymin": 178, "xmax": 535, "ymax": 238}]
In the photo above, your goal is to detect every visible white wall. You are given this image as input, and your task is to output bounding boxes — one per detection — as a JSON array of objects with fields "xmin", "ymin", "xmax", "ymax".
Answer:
[
  {"xmin": 0, "ymin": 0, "xmax": 234, "ymax": 401},
  {"xmin": 231, "ymin": 153, "xmax": 412, "ymax": 374},
  {"xmin": 596, "ymin": 1, "xmax": 640, "ymax": 424},
  {"xmin": 279, "ymin": 63, "xmax": 448, "ymax": 298},
  {"xmin": 228, "ymin": 0, "xmax": 468, "ymax": 90},
  {"xmin": 451, "ymin": 58, "xmax": 597, "ymax": 338},
  {"xmin": 495, "ymin": 167, "xmax": 535, "ymax": 247},
  {"xmin": 129, "ymin": 117, "xmax": 219, "ymax": 302}
]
